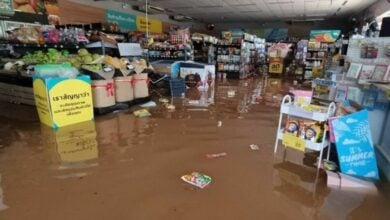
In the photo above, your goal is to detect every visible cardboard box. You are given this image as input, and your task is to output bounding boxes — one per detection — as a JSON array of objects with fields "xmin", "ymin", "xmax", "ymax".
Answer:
[{"xmin": 33, "ymin": 75, "xmax": 94, "ymax": 128}]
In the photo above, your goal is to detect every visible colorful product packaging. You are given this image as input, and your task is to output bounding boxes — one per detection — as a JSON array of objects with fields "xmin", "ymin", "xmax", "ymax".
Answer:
[
  {"xmin": 181, "ymin": 172, "xmax": 212, "ymax": 189},
  {"xmin": 299, "ymin": 120, "xmax": 324, "ymax": 143},
  {"xmin": 284, "ymin": 117, "xmax": 300, "ymax": 136}
]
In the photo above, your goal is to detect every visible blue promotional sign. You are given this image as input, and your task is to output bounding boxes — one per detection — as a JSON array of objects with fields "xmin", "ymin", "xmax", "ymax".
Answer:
[
  {"xmin": 264, "ymin": 28, "xmax": 288, "ymax": 42},
  {"xmin": 105, "ymin": 9, "xmax": 136, "ymax": 31},
  {"xmin": 331, "ymin": 110, "xmax": 379, "ymax": 180}
]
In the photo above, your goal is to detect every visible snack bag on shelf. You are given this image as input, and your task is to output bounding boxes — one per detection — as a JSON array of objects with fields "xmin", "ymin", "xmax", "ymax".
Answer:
[{"xmin": 284, "ymin": 117, "xmax": 300, "ymax": 136}]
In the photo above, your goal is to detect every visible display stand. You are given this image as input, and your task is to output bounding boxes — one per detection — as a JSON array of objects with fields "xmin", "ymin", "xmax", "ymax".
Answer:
[{"xmin": 274, "ymin": 95, "xmax": 336, "ymax": 169}]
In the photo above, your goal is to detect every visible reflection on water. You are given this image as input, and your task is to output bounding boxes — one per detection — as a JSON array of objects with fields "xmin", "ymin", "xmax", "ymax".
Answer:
[
  {"xmin": 40, "ymin": 121, "xmax": 99, "ymax": 178},
  {"xmin": 272, "ymin": 160, "xmax": 385, "ymax": 220},
  {"xmin": 0, "ymin": 78, "xmax": 389, "ymax": 219},
  {"xmin": 0, "ymin": 175, "xmax": 8, "ymax": 212},
  {"xmin": 273, "ymin": 161, "xmax": 329, "ymax": 220}
]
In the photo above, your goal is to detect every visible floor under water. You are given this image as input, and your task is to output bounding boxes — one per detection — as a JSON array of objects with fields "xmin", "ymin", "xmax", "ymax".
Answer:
[{"xmin": 0, "ymin": 78, "xmax": 389, "ymax": 220}]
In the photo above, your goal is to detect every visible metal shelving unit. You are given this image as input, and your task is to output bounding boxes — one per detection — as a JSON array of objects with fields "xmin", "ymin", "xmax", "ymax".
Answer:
[{"xmin": 274, "ymin": 95, "xmax": 336, "ymax": 169}]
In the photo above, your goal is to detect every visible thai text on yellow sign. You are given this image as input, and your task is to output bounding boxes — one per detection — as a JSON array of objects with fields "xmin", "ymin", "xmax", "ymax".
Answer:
[
  {"xmin": 315, "ymin": 85, "xmax": 329, "ymax": 94},
  {"xmin": 282, "ymin": 133, "xmax": 306, "ymax": 152},
  {"xmin": 136, "ymin": 16, "xmax": 162, "ymax": 33},
  {"xmin": 269, "ymin": 58, "xmax": 283, "ymax": 74}
]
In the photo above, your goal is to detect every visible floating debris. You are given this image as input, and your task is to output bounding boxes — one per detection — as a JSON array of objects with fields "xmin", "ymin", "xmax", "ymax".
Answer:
[
  {"xmin": 206, "ymin": 152, "xmax": 227, "ymax": 159},
  {"xmin": 249, "ymin": 144, "xmax": 259, "ymax": 150},
  {"xmin": 181, "ymin": 172, "xmax": 212, "ymax": 189}
]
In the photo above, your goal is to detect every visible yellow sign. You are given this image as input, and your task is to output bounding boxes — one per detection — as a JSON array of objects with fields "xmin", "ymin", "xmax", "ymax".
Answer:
[
  {"xmin": 34, "ymin": 79, "xmax": 53, "ymax": 127},
  {"xmin": 387, "ymin": 89, "xmax": 390, "ymax": 100},
  {"xmin": 136, "ymin": 16, "xmax": 162, "ymax": 33},
  {"xmin": 315, "ymin": 85, "xmax": 328, "ymax": 94},
  {"xmin": 312, "ymin": 66, "xmax": 323, "ymax": 78},
  {"xmin": 33, "ymin": 75, "xmax": 94, "ymax": 128},
  {"xmin": 269, "ymin": 58, "xmax": 283, "ymax": 74},
  {"xmin": 282, "ymin": 133, "xmax": 306, "ymax": 152}
]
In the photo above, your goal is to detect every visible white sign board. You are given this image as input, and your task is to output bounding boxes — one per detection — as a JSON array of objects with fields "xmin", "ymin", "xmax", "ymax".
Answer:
[{"xmin": 117, "ymin": 43, "xmax": 143, "ymax": 57}]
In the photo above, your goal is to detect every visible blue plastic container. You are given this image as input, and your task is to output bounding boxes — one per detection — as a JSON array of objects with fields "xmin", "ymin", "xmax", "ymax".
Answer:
[{"xmin": 169, "ymin": 77, "xmax": 185, "ymax": 97}]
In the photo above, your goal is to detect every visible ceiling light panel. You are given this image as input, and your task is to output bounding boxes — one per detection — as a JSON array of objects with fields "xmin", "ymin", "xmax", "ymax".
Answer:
[{"xmin": 224, "ymin": 0, "xmax": 255, "ymax": 5}]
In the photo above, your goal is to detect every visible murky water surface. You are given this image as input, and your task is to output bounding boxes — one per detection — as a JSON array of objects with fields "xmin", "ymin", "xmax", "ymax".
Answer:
[{"xmin": 0, "ymin": 79, "xmax": 389, "ymax": 219}]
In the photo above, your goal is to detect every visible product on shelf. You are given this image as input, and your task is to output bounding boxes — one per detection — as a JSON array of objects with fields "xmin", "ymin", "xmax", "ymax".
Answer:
[
  {"xmin": 299, "ymin": 120, "xmax": 324, "ymax": 143},
  {"xmin": 284, "ymin": 117, "xmax": 300, "ymax": 136}
]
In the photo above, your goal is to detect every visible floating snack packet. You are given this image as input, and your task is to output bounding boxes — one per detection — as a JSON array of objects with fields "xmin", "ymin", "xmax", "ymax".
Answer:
[
  {"xmin": 181, "ymin": 172, "xmax": 212, "ymax": 189},
  {"xmin": 133, "ymin": 109, "xmax": 151, "ymax": 118},
  {"xmin": 249, "ymin": 144, "xmax": 259, "ymax": 150}
]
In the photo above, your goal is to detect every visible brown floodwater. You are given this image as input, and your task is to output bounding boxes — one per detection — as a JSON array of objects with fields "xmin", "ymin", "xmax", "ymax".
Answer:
[{"xmin": 0, "ymin": 78, "xmax": 389, "ymax": 220}]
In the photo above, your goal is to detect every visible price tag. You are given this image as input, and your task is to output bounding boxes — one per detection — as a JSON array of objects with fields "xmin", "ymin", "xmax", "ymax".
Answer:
[
  {"xmin": 282, "ymin": 133, "xmax": 306, "ymax": 152},
  {"xmin": 315, "ymin": 85, "xmax": 328, "ymax": 94},
  {"xmin": 269, "ymin": 60, "xmax": 283, "ymax": 74}
]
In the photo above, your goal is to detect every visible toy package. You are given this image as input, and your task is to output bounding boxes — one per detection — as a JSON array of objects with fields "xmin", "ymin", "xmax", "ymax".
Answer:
[
  {"xmin": 284, "ymin": 117, "xmax": 300, "ymax": 136},
  {"xmin": 299, "ymin": 120, "xmax": 324, "ymax": 143}
]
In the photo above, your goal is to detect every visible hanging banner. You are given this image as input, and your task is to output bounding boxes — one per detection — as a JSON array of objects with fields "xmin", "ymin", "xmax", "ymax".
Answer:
[
  {"xmin": 0, "ymin": 0, "xmax": 14, "ymax": 16},
  {"xmin": 309, "ymin": 30, "xmax": 341, "ymax": 43},
  {"xmin": 105, "ymin": 9, "xmax": 137, "ymax": 31},
  {"xmin": 331, "ymin": 110, "xmax": 379, "ymax": 180},
  {"xmin": 136, "ymin": 16, "xmax": 162, "ymax": 34}
]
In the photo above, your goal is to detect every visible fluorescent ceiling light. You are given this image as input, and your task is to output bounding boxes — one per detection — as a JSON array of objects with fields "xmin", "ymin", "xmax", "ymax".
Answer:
[
  {"xmin": 292, "ymin": 18, "xmax": 325, "ymax": 22},
  {"xmin": 199, "ymin": 5, "xmax": 224, "ymax": 8}
]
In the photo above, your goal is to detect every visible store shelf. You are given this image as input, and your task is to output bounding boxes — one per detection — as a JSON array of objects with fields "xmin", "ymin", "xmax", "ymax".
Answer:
[
  {"xmin": 277, "ymin": 129, "xmax": 328, "ymax": 151},
  {"xmin": 218, "ymin": 70, "xmax": 240, "ymax": 73},
  {"xmin": 148, "ymin": 56, "xmax": 185, "ymax": 60},
  {"xmin": 307, "ymin": 49, "xmax": 328, "ymax": 52},
  {"xmin": 312, "ymin": 96, "xmax": 334, "ymax": 104},
  {"xmin": 8, "ymin": 43, "xmax": 84, "ymax": 49},
  {"xmin": 148, "ymin": 47, "xmax": 185, "ymax": 51},
  {"xmin": 280, "ymin": 103, "xmax": 330, "ymax": 122},
  {"xmin": 217, "ymin": 61, "xmax": 240, "ymax": 64},
  {"xmin": 306, "ymin": 58, "xmax": 324, "ymax": 61},
  {"xmin": 216, "ymin": 44, "xmax": 241, "ymax": 48},
  {"xmin": 85, "ymin": 41, "xmax": 117, "ymax": 49}
]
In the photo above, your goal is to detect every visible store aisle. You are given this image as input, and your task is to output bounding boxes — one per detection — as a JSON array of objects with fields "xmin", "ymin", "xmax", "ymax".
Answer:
[{"xmin": 0, "ymin": 79, "xmax": 389, "ymax": 220}]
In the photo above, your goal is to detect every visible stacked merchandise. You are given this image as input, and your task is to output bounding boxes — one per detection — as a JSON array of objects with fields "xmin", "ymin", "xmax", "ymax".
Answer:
[
  {"xmin": 314, "ymin": 37, "xmax": 390, "ymax": 109},
  {"xmin": 304, "ymin": 41, "xmax": 329, "ymax": 80},
  {"xmin": 304, "ymin": 30, "xmax": 342, "ymax": 80},
  {"xmin": 147, "ymin": 28, "xmax": 193, "ymax": 61},
  {"xmin": 253, "ymin": 37, "xmax": 267, "ymax": 75},
  {"xmin": 191, "ymin": 33, "xmax": 218, "ymax": 64},
  {"xmin": 310, "ymin": 37, "xmax": 390, "ymax": 167},
  {"xmin": 0, "ymin": 47, "xmax": 151, "ymax": 113},
  {"xmin": 216, "ymin": 32, "xmax": 258, "ymax": 79}
]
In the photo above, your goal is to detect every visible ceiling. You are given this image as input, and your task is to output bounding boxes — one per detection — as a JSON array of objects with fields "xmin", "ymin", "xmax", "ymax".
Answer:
[{"xmin": 139, "ymin": 0, "xmax": 378, "ymax": 23}]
